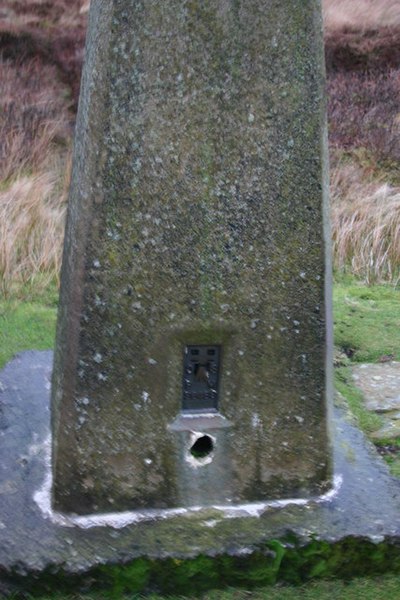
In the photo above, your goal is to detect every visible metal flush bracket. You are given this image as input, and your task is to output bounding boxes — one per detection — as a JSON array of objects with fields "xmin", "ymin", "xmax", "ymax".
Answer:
[{"xmin": 182, "ymin": 345, "xmax": 221, "ymax": 412}]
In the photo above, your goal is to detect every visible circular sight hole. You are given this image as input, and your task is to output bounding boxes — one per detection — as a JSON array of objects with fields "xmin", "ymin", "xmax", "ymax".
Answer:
[{"xmin": 190, "ymin": 435, "xmax": 214, "ymax": 459}]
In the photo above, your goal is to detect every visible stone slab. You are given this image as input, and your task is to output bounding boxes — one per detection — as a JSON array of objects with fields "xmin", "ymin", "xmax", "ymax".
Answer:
[
  {"xmin": 1, "ymin": 352, "xmax": 399, "ymax": 594},
  {"xmin": 352, "ymin": 362, "xmax": 400, "ymax": 439}
]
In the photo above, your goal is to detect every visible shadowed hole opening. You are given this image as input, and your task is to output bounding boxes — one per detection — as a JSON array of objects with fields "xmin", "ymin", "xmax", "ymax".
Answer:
[{"xmin": 190, "ymin": 435, "xmax": 213, "ymax": 459}]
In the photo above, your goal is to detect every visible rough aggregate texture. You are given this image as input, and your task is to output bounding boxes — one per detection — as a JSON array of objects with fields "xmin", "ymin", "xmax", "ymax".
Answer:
[{"xmin": 52, "ymin": 0, "xmax": 333, "ymax": 513}]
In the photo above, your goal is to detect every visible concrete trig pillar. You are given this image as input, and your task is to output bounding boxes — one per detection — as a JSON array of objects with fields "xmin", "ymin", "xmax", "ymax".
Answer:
[{"xmin": 51, "ymin": 0, "xmax": 332, "ymax": 514}]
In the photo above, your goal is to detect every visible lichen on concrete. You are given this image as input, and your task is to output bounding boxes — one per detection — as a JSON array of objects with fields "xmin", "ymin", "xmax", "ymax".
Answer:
[{"xmin": 51, "ymin": 0, "xmax": 333, "ymax": 515}]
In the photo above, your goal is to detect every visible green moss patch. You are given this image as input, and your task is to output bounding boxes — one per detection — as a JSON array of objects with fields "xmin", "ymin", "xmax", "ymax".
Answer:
[
  {"xmin": 334, "ymin": 367, "xmax": 383, "ymax": 434},
  {"xmin": 5, "ymin": 538, "xmax": 400, "ymax": 598}
]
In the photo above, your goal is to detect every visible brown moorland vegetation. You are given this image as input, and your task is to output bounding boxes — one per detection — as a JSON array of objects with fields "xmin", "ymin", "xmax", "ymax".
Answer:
[
  {"xmin": 0, "ymin": 0, "xmax": 87, "ymax": 108},
  {"xmin": 324, "ymin": 0, "xmax": 400, "ymax": 283},
  {"xmin": 0, "ymin": 0, "xmax": 399, "ymax": 290},
  {"xmin": 0, "ymin": 0, "xmax": 86, "ymax": 293}
]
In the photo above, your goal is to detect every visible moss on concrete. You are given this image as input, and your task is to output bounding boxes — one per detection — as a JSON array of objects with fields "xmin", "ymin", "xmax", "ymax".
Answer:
[
  {"xmin": 51, "ymin": 0, "xmax": 332, "ymax": 514},
  {"xmin": 6, "ymin": 538, "xmax": 400, "ymax": 597}
]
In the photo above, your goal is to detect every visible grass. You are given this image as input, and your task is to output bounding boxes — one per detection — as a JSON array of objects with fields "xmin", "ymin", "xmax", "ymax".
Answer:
[
  {"xmin": 0, "ymin": 2, "xmax": 80, "ymax": 296},
  {"xmin": 324, "ymin": 7, "xmax": 400, "ymax": 283},
  {"xmin": 385, "ymin": 458, "xmax": 400, "ymax": 477},
  {"xmin": 374, "ymin": 438, "xmax": 400, "ymax": 478},
  {"xmin": 333, "ymin": 275, "xmax": 400, "ymax": 475},
  {"xmin": 9, "ymin": 574, "xmax": 400, "ymax": 599},
  {"xmin": 0, "ymin": 55, "xmax": 70, "ymax": 295},
  {"xmin": 0, "ymin": 58, "xmax": 71, "ymax": 181},
  {"xmin": 0, "ymin": 280, "xmax": 58, "ymax": 369},
  {"xmin": 0, "ymin": 167, "xmax": 68, "ymax": 294},
  {"xmin": 0, "ymin": 301, "xmax": 57, "ymax": 369},
  {"xmin": 333, "ymin": 276, "xmax": 400, "ymax": 362},
  {"xmin": 334, "ymin": 367, "xmax": 383, "ymax": 433}
]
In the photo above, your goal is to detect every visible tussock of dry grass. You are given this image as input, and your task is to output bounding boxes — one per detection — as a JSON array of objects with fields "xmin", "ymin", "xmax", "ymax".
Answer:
[
  {"xmin": 0, "ymin": 2, "xmax": 76, "ymax": 294},
  {"xmin": 323, "ymin": 0, "xmax": 400, "ymax": 31},
  {"xmin": 331, "ymin": 162, "xmax": 400, "ymax": 284},
  {"xmin": 0, "ymin": 163, "xmax": 69, "ymax": 293}
]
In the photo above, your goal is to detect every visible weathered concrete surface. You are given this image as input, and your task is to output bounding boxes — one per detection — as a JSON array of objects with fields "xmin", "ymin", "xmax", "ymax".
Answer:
[
  {"xmin": 52, "ymin": 0, "xmax": 333, "ymax": 514},
  {"xmin": 353, "ymin": 362, "xmax": 400, "ymax": 439},
  {"xmin": 0, "ymin": 351, "xmax": 399, "ymax": 594}
]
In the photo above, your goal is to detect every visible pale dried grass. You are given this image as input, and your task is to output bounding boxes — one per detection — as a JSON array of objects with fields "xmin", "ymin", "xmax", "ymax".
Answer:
[
  {"xmin": 0, "ymin": 29, "xmax": 75, "ymax": 296},
  {"xmin": 0, "ymin": 157, "xmax": 70, "ymax": 294},
  {"xmin": 331, "ymin": 162, "xmax": 400, "ymax": 284},
  {"xmin": 323, "ymin": 0, "xmax": 400, "ymax": 31},
  {"xmin": 0, "ymin": 57, "xmax": 71, "ymax": 293},
  {"xmin": 80, "ymin": 1, "xmax": 90, "ymax": 14}
]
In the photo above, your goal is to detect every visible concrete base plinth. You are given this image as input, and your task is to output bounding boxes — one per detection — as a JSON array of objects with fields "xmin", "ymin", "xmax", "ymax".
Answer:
[{"xmin": 0, "ymin": 351, "xmax": 399, "ymax": 596}]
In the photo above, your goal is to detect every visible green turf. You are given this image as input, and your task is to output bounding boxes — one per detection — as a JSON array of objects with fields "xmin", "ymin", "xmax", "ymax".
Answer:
[
  {"xmin": 334, "ymin": 367, "xmax": 383, "ymax": 433},
  {"xmin": 383, "ymin": 455, "xmax": 400, "ymax": 477},
  {"xmin": 0, "ymin": 278, "xmax": 58, "ymax": 368},
  {"xmin": 374, "ymin": 438, "xmax": 400, "ymax": 478},
  {"xmin": 205, "ymin": 576, "xmax": 400, "ymax": 599},
  {"xmin": 16, "ymin": 574, "xmax": 400, "ymax": 600},
  {"xmin": 0, "ymin": 300, "xmax": 57, "ymax": 369},
  {"xmin": 333, "ymin": 276, "xmax": 400, "ymax": 363},
  {"xmin": 333, "ymin": 276, "xmax": 400, "ymax": 475},
  {"xmin": 1, "ymin": 275, "xmax": 399, "ymax": 369}
]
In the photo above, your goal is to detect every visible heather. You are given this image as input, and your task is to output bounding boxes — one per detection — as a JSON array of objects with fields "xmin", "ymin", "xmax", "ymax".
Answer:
[{"xmin": 1, "ymin": 0, "xmax": 400, "ymax": 288}]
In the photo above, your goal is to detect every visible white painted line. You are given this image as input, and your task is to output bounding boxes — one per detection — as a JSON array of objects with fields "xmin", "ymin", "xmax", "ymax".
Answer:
[{"xmin": 32, "ymin": 436, "xmax": 343, "ymax": 529}]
